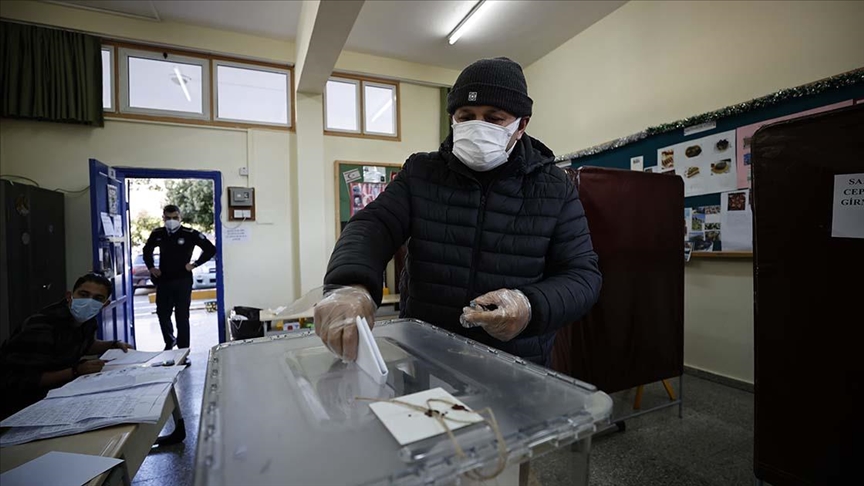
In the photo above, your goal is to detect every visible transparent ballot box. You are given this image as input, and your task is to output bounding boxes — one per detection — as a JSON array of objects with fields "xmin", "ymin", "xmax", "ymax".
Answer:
[{"xmin": 194, "ymin": 319, "xmax": 612, "ymax": 486}]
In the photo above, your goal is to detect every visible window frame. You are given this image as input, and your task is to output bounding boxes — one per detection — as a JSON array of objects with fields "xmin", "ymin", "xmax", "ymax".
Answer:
[
  {"xmin": 118, "ymin": 47, "xmax": 211, "ymax": 121},
  {"xmin": 324, "ymin": 73, "xmax": 401, "ymax": 141},
  {"xmin": 213, "ymin": 60, "xmax": 292, "ymax": 128},
  {"xmin": 323, "ymin": 76, "xmax": 362, "ymax": 135},
  {"xmin": 103, "ymin": 41, "xmax": 295, "ymax": 131},
  {"xmin": 101, "ymin": 46, "xmax": 115, "ymax": 112}
]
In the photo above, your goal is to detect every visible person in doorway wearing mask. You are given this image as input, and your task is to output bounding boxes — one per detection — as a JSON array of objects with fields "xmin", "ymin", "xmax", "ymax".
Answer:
[
  {"xmin": 316, "ymin": 57, "xmax": 602, "ymax": 367},
  {"xmin": 144, "ymin": 204, "xmax": 216, "ymax": 351},
  {"xmin": 0, "ymin": 273, "xmax": 132, "ymax": 420}
]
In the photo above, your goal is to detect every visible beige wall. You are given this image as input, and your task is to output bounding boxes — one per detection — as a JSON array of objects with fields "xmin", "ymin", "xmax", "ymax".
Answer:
[
  {"xmin": 0, "ymin": 120, "xmax": 295, "ymax": 313},
  {"xmin": 524, "ymin": 0, "xmax": 864, "ymax": 383},
  {"xmin": 323, "ymin": 83, "xmax": 442, "ymax": 249},
  {"xmin": 0, "ymin": 0, "xmax": 459, "ymax": 86},
  {"xmin": 0, "ymin": 2, "xmax": 445, "ymax": 317}
]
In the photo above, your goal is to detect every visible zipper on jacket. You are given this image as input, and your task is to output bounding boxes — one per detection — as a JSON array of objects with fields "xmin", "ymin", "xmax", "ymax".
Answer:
[{"xmin": 465, "ymin": 179, "xmax": 498, "ymax": 302}]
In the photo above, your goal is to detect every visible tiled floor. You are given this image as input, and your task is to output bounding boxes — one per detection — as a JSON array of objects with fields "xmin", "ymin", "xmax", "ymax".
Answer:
[{"xmin": 132, "ymin": 312, "xmax": 755, "ymax": 486}]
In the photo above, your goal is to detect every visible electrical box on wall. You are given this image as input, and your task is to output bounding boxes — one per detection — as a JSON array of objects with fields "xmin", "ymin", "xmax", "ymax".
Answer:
[{"xmin": 228, "ymin": 187, "xmax": 256, "ymax": 221}]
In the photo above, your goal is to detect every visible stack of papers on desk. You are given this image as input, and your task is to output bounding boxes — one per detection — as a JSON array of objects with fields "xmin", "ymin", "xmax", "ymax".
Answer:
[
  {"xmin": 46, "ymin": 366, "xmax": 182, "ymax": 399},
  {"xmin": 0, "ymin": 451, "xmax": 124, "ymax": 486},
  {"xmin": 99, "ymin": 349, "xmax": 162, "ymax": 366},
  {"xmin": 0, "ymin": 383, "xmax": 172, "ymax": 447}
]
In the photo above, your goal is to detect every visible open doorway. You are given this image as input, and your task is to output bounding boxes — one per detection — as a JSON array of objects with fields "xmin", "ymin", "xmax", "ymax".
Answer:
[{"xmin": 124, "ymin": 172, "xmax": 222, "ymax": 356}]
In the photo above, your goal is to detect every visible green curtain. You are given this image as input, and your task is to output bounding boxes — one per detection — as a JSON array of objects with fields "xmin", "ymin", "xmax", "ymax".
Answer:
[
  {"xmin": 0, "ymin": 21, "xmax": 104, "ymax": 126},
  {"xmin": 439, "ymin": 87, "xmax": 451, "ymax": 142}
]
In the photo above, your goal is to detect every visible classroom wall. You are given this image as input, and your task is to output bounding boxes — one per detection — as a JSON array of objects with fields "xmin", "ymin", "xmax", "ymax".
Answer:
[
  {"xmin": 523, "ymin": 0, "xmax": 864, "ymax": 383},
  {"xmin": 0, "ymin": 0, "xmax": 460, "ymax": 86},
  {"xmin": 322, "ymin": 83, "xmax": 442, "ymax": 249},
  {"xmin": 0, "ymin": 120, "xmax": 294, "ymax": 313}
]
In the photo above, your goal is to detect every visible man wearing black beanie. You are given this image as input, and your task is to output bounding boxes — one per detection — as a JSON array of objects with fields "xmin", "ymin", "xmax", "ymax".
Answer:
[{"xmin": 317, "ymin": 57, "xmax": 602, "ymax": 367}]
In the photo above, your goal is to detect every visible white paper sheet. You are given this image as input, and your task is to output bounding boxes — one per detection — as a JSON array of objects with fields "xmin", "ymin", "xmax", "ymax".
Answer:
[
  {"xmin": 831, "ymin": 173, "xmax": 864, "ymax": 239},
  {"xmin": 355, "ymin": 316, "xmax": 388, "ymax": 384},
  {"xmin": 99, "ymin": 212, "xmax": 116, "ymax": 237},
  {"xmin": 1, "ymin": 383, "xmax": 171, "ymax": 428},
  {"xmin": 100, "ymin": 349, "xmax": 162, "ymax": 366},
  {"xmin": 369, "ymin": 388, "xmax": 484, "ymax": 446},
  {"xmin": 47, "ymin": 366, "xmax": 182, "ymax": 398},
  {"xmin": 720, "ymin": 190, "xmax": 753, "ymax": 250},
  {"xmin": 658, "ymin": 130, "xmax": 737, "ymax": 197},
  {"xmin": 0, "ymin": 451, "xmax": 124, "ymax": 486},
  {"xmin": 0, "ymin": 384, "xmax": 171, "ymax": 447}
]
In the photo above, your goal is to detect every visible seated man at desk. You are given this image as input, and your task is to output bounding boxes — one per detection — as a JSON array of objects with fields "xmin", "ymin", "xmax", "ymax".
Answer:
[{"xmin": 0, "ymin": 273, "xmax": 132, "ymax": 420}]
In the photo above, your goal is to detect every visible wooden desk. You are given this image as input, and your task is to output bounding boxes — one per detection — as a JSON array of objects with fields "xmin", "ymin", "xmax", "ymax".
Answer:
[{"xmin": 0, "ymin": 384, "xmax": 184, "ymax": 485}]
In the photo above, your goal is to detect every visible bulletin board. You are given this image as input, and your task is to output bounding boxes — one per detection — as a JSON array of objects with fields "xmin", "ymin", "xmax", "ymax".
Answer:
[
  {"xmin": 334, "ymin": 160, "xmax": 403, "ymax": 237},
  {"xmin": 561, "ymin": 70, "xmax": 864, "ymax": 256}
]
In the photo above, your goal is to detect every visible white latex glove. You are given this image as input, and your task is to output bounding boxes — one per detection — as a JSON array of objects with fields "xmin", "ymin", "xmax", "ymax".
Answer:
[
  {"xmin": 460, "ymin": 289, "xmax": 532, "ymax": 342},
  {"xmin": 313, "ymin": 286, "xmax": 376, "ymax": 361}
]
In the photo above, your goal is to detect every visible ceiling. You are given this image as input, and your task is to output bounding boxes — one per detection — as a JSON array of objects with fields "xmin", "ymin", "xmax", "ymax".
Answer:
[
  {"xmin": 45, "ymin": 0, "xmax": 626, "ymax": 70},
  {"xmin": 345, "ymin": 1, "xmax": 626, "ymax": 70}
]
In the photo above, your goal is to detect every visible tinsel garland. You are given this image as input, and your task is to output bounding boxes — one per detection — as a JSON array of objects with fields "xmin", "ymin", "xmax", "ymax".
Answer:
[{"xmin": 556, "ymin": 69, "xmax": 864, "ymax": 162}]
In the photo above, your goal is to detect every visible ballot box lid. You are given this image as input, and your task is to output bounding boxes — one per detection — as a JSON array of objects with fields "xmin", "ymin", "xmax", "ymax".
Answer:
[{"xmin": 194, "ymin": 319, "xmax": 612, "ymax": 486}]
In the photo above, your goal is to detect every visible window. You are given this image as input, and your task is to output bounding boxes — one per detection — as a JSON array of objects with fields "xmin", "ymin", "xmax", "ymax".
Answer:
[
  {"xmin": 325, "ymin": 75, "xmax": 399, "ymax": 140},
  {"xmin": 215, "ymin": 61, "xmax": 291, "ymax": 127},
  {"xmin": 118, "ymin": 48, "xmax": 210, "ymax": 120},
  {"xmin": 101, "ymin": 47, "xmax": 114, "ymax": 111},
  {"xmin": 363, "ymin": 82, "xmax": 397, "ymax": 136},
  {"xmin": 324, "ymin": 78, "xmax": 360, "ymax": 133},
  {"xmin": 107, "ymin": 43, "xmax": 293, "ymax": 129}
]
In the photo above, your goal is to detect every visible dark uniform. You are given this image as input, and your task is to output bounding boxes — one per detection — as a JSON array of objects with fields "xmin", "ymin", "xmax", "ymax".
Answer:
[
  {"xmin": 143, "ymin": 226, "xmax": 216, "ymax": 349},
  {"xmin": 0, "ymin": 300, "xmax": 98, "ymax": 419}
]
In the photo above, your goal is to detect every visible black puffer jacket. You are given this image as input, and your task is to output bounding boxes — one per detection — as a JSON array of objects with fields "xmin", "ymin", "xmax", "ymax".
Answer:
[{"xmin": 325, "ymin": 134, "xmax": 601, "ymax": 365}]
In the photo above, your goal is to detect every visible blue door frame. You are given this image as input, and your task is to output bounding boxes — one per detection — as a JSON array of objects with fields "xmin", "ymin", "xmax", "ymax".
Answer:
[{"xmin": 116, "ymin": 167, "xmax": 226, "ymax": 344}]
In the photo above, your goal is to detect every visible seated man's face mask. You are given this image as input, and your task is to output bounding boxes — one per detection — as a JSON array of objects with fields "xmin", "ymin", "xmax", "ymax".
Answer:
[
  {"xmin": 69, "ymin": 298, "xmax": 104, "ymax": 324},
  {"xmin": 452, "ymin": 117, "xmax": 521, "ymax": 172}
]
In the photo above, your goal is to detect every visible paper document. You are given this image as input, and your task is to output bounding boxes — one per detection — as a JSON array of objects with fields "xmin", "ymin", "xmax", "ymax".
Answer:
[
  {"xmin": 0, "ymin": 384, "xmax": 172, "ymax": 447},
  {"xmin": 1, "ymin": 383, "xmax": 171, "ymax": 428},
  {"xmin": 99, "ymin": 349, "xmax": 162, "ymax": 366},
  {"xmin": 355, "ymin": 316, "xmax": 388, "ymax": 384},
  {"xmin": 47, "ymin": 366, "xmax": 182, "ymax": 398},
  {"xmin": 0, "ymin": 451, "xmax": 124, "ymax": 486},
  {"xmin": 369, "ymin": 388, "xmax": 484, "ymax": 446}
]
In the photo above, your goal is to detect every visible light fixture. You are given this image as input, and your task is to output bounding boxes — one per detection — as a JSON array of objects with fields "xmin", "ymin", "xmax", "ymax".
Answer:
[
  {"xmin": 448, "ymin": 0, "xmax": 490, "ymax": 45},
  {"xmin": 173, "ymin": 67, "xmax": 191, "ymax": 102}
]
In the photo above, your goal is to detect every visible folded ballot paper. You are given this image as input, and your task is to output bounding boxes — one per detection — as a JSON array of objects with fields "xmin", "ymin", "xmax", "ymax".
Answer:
[{"xmin": 355, "ymin": 316, "xmax": 388, "ymax": 384}]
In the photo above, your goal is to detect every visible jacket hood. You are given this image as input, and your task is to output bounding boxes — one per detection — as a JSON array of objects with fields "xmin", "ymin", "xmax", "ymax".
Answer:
[{"xmin": 440, "ymin": 132, "xmax": 556, "ymax": 174}]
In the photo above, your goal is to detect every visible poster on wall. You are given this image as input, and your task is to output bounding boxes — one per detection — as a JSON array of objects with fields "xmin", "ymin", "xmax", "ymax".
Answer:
[
  {"xmin": 689, "ymin": 205, "xmax": 721, "ymax": 252},
  {"xmin": 720, "ymin": 190, "xmax": 753, "ymax": 250},
  {"xmin": 350, "ymin": 182, "xmax": 387, "ymax": 216},
  {"xmin": 735, "ymin": 100, "xmax": 854, "ymax": 189},
  {"xmin": 658, "ymin": 130, "xmax": 737, "ymax": 197}
]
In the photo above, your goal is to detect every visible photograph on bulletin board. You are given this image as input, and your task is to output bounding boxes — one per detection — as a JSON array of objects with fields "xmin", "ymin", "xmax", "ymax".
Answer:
[
  {"xmin": 336, "ymin": 161, "xmax": 403, "ymax": 234},
  {"xmin": 350, "ymin": 182, "xmax": 387, "ymax": 216},
  {"xmin": 658, "ymin": 130, "xmax": 737, "ymax": 197}
]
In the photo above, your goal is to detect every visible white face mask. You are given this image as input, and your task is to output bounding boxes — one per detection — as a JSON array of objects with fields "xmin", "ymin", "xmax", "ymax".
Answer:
[
  {"xmin": 452, "ymin": 117, "xmax": 521, "ymax": 172},
  {"xmin": 165, "ymin": 219, "xmax": 181, "ymax": 231}
]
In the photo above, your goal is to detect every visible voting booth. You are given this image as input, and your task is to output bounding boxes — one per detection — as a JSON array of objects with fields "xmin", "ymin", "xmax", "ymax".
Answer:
[{"xmin": 194, "ymin": 319, "xmax": 612, "ymax": 486}]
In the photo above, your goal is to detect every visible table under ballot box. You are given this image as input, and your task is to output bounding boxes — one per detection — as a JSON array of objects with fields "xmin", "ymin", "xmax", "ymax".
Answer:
[{"xmin": 194, "ymin": 319, "xmax": 612, "ymax": 486}]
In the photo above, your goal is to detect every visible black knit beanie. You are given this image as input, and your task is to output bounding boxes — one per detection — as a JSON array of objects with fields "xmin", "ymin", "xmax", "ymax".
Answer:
[{"xmin": 447, "ymin": 57, "xmax": 533, "ymax": 117}]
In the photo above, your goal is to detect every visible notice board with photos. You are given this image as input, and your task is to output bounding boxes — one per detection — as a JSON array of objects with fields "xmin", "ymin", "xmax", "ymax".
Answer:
[
  {"xmin": 335, "ymin": 161, "xmax": 403, "ymax": 236},
  {"xmin": 563, "ymin": 75, "xmax": 864, "ymax": 256}
]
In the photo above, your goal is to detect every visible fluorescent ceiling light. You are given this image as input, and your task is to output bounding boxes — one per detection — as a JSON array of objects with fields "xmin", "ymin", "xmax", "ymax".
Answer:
[
  {"xmin": 448, "ymin": 0, "xmax": 490, "ymax": 45},
  {"xmin": 173, "ymin": 67, "xmax": 191, "ymax": 102}
]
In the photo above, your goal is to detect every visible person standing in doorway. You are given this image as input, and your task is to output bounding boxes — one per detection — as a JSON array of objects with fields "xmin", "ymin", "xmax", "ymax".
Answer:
[{"xmin": 143, "ymin": 204, "xmax": 216, "ymax": 350}]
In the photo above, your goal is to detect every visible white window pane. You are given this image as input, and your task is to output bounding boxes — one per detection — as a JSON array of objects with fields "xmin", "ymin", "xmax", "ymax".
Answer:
[
  {"xmin": 217, "ymin": 65, "xmax": 288, "ymax": 125},
  {"xmin": 364, "ymin": 84, "xmax": 396, "ymax": 135},
  {"xmin": 128, "ymin": 57, "xmax": 203, "ymax": 114},
  {"xmin": 101, "ymin": 49, "xmax": 112, "ymax": 110},
  {"xmin": 325, "ymin": 80, "xmax": 358, "ymax": 131}
]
